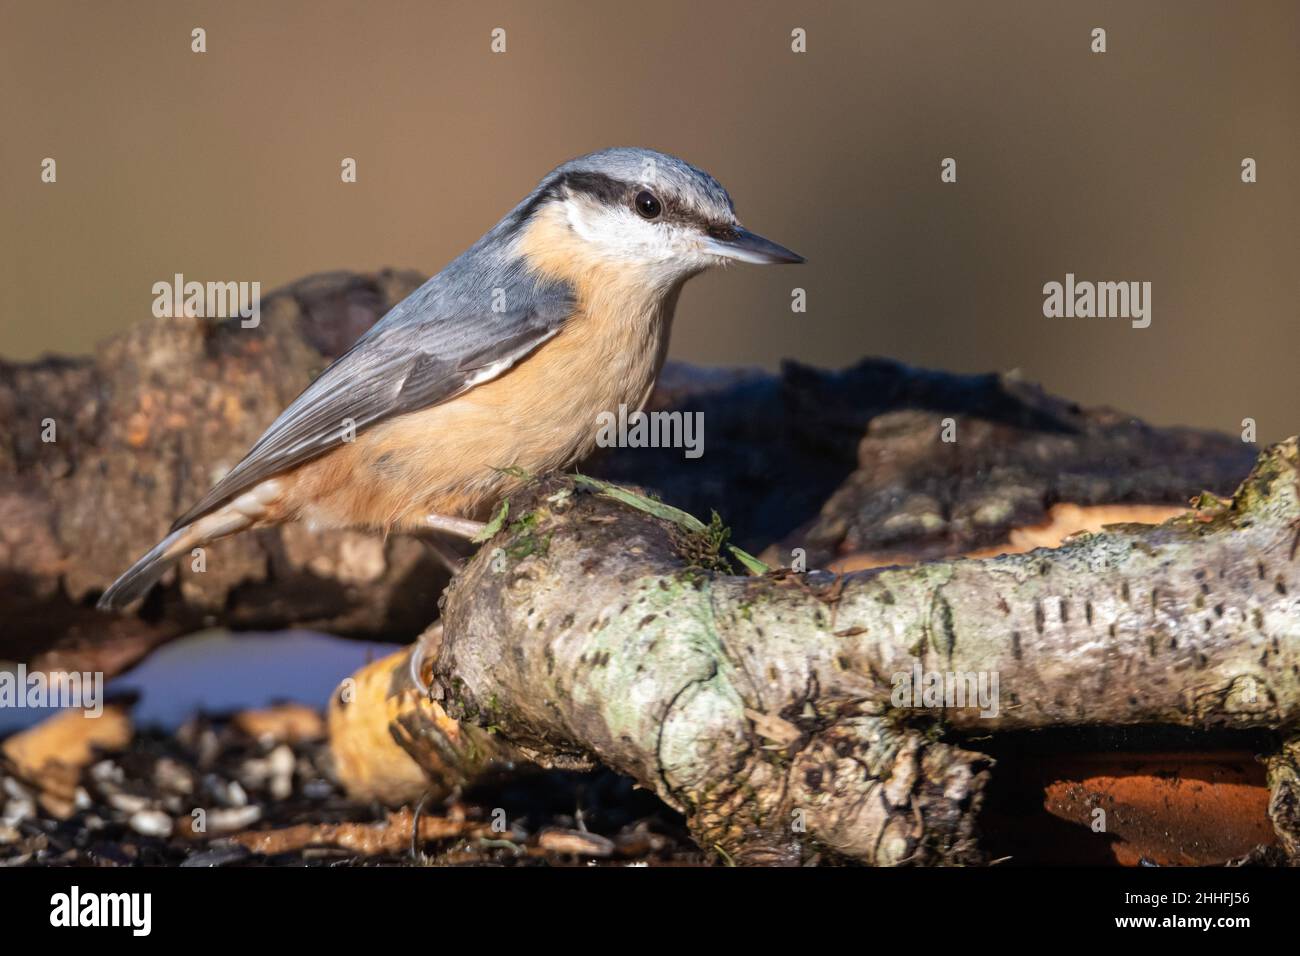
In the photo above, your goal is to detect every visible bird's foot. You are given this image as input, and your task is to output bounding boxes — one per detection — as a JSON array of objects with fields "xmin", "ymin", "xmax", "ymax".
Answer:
[
  {"xmin": 407, "ymin": 621, "xmax": 444, "ymax": 697},
  {"xmin": 422, "ymin": 535, "xmax": 466, "ymax": 575}
]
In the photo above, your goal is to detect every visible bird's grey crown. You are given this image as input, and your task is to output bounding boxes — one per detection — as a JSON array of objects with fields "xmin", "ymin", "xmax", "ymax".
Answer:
[
  {"xmin": 501, "ymin": 147, "xmax": 737, "ymax": 234},
  {"xmin": 557, "ymin": 147, "xmax": 734, "ymax": 216}
]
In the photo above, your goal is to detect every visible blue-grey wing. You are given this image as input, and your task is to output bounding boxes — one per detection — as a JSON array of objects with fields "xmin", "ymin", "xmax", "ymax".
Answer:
[{"xmin": 169, "ymin": 270, "xmax": 575, "ymax": 531}]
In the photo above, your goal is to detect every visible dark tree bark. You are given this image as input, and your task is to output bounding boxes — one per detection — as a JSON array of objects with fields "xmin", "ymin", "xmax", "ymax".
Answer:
[{"xmin": 1, "ymin": 270, "xmax": 450, "ymax": 673}]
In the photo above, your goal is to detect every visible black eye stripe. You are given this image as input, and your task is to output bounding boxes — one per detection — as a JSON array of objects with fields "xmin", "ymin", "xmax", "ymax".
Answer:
[
  {"xmin": 516, "ymin": 170, "xmax": 723, "ymax": 233},
  {"xmin": 557, "ymin": 171, "xmax": 626, "ymax": 205}
]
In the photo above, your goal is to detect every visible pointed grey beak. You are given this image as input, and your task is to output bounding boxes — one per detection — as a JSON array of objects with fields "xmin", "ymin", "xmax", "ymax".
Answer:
[{"xmin": 703, "ymin": 225, "xmax": 805, "ymax": 264}]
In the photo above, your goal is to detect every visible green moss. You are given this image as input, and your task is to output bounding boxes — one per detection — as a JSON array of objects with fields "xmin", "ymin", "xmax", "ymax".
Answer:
[
  {"xmin": 503, "ymin": 510, "xmax": 551, "ymax": 561},
  {"xmin": 472, "ymin": 500, "xmax": 510, "ymax": 543},
  {"xmin": 671, "ymin": 510, "xmax": 735, "ymax": 574},
  {"xmin": 1176, "ymin": 441, "xmax": 1299, "ymax": 534}
]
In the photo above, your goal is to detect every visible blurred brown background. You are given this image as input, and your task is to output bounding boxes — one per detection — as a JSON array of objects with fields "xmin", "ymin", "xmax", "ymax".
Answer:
[{"xmin": 2, "ymin": 0, "xmax": 1297, "ymax": 439}]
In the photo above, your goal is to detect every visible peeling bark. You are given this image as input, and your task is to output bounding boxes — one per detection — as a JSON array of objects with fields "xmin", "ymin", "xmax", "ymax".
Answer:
[{"xmin": 333, "ymin": 441, "xmax": 1300, "ymax": 865}]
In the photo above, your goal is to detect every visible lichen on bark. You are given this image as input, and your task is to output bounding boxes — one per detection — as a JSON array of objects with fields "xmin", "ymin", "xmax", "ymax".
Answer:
[{"xmin": 332, "ymin": 440, "xmax": 1300, "ymax": 865}]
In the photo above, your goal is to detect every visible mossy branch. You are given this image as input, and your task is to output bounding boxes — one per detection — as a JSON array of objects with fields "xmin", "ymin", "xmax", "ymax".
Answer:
[{"xmin": 332, "ymin": 440, "xmax": 1300, "ymax": 865}]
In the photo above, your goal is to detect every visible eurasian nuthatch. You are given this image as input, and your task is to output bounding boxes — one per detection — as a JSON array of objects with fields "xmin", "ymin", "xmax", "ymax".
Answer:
[{"xmin": 99, "ymin": 147, "xmax": 803, "ymax": 609}]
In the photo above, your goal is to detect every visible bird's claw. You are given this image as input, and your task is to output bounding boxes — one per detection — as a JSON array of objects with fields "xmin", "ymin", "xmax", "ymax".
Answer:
[{"xmin": 407, "ymin": 622, "xmax": 444, "ymax": 697}]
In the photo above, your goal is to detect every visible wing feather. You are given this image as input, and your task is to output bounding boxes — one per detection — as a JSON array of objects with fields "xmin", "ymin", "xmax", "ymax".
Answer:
[{"xmin": 169, "ymin": 266, "xmax": 574, "ymax": 531}]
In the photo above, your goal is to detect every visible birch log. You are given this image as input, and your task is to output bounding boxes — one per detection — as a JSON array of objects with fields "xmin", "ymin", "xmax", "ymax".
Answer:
[{"xmin": 330, "ymin": 440, "xmax": 1300, "ymax": 865}]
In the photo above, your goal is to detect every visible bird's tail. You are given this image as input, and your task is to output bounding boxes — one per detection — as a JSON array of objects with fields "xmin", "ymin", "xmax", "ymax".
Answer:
[
  {"xmin": 96, "ymin": 528, "xmax": 194, "ymax": 610},
  {"xmin": 97, "ymin": 507, "xmax": 255, "ymax": 610}
]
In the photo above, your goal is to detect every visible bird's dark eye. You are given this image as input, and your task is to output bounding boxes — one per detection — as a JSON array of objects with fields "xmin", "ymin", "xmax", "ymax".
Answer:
[{"xmin": 634, "ymin": 190, "xmax": 662, "ymax": 220}]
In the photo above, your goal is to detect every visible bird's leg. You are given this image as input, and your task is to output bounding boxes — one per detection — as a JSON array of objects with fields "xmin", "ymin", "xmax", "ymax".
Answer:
[
  {"xmin": 424, "ymin": 513, "xmax": 487, "ymax": 539},
  {"xmin": 421, "ymin": 534, "xmax": 466, "ymax": 576}
]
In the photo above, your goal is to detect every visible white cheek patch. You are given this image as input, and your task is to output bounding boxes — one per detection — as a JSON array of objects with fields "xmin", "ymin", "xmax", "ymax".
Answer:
[{"xmin": 563, "ymin": 198, "xmax": 683, "ymax": 265}]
